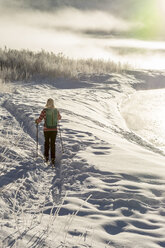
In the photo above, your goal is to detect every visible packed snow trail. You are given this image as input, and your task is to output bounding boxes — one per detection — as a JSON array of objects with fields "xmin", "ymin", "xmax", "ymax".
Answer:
[{"xmin": 1, "ymin": 72, "xmax": 165, "ymax": 248}]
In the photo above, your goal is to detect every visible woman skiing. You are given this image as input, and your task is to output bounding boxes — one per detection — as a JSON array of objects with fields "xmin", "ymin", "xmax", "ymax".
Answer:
[{"xmin": 35, "ymin": 98, "xmax": 61, "ymax": 165}]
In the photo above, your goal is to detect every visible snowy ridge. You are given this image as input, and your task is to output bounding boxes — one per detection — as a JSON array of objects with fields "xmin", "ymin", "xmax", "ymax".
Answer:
[{"xmin": 1, "ymin": 72, "xmax": 165, "ymax": 247}]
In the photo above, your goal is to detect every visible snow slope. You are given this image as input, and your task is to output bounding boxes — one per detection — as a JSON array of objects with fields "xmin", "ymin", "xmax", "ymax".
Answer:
[{"xmin": 1, "ymin": 71, "xmax": 165, "ymax": 248}]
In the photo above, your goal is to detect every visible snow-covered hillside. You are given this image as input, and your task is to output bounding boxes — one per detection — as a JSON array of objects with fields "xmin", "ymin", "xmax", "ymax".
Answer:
[{"xmin": 1, "ymin": 70, "xmax": 165, "ymax": 248}]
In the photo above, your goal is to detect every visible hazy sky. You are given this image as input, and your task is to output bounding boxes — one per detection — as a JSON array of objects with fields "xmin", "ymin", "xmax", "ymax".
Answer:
[
  {"xmin": 0, "ymin": 0, "xmax": 165, "ymax": 69},
  {"xmin": 1, "ymin": 0, "xmax": 164, "ymax": 39}
]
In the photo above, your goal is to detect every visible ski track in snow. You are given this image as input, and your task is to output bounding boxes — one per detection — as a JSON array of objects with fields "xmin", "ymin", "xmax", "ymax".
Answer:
[{"xmin": 0, "ymin": 72, "xmax": 165, "ymax": 247}]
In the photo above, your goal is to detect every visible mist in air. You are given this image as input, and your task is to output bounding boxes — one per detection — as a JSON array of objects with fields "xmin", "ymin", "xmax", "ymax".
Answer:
[{"xmin": 1, "ymin": 0, "xmax": 165, "ymax": 69}]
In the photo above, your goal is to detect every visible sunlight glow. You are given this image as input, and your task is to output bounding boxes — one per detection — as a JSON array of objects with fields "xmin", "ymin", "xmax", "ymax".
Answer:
[{"xmin": 132, "ymin": 0, "xmax": 161, "ymax": 39}]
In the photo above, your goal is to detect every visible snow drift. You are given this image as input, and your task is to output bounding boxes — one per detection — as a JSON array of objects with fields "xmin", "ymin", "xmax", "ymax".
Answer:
[{"xmin": 0, "ymin": 70, "xmax": 165, "ymax": 248}]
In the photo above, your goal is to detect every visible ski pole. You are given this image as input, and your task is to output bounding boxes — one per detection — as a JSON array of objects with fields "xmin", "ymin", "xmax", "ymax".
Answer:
[
  {"xmin": 58, "ymin": 123, "xmax": 64, "ymax": 153},
  {"xmin": 36, "ymin": 123, "xmax": 39, "ymax": 157}
]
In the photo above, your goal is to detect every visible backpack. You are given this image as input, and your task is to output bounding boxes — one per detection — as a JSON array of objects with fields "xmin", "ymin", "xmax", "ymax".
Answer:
[{"xmin": 45, "ymin": 108, "xmax": 58, "ymax": 128}]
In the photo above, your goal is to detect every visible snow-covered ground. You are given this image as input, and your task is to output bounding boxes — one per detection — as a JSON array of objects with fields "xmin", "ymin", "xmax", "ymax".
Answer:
[{"xmin": 1, "ymin": 70, "xmax": 165, "ymax": 248}]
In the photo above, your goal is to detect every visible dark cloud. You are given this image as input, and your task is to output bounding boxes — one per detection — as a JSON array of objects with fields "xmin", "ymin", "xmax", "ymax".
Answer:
[{"xmin": 0, "ymin": 0, "xmax": 149, "ymax": 17}]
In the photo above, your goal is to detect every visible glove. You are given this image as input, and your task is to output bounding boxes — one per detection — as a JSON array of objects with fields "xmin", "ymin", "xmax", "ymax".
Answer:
[{"xmin": 35, "ymin": 119, "xmax": 38, "ymax": 124}]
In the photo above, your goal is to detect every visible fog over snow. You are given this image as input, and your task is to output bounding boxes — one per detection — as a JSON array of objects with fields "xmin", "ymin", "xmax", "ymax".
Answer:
[{"xmin": 1, "ymin": 0, "xmax": 165, "ymax": 69}]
